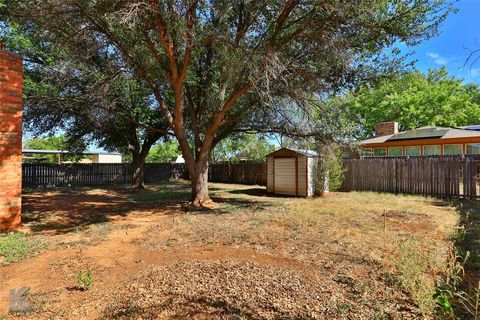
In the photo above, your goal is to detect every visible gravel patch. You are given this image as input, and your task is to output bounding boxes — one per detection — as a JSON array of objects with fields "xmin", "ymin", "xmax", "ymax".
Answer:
[
  {"xmin": 102, "ymin": 260, "xmax": 344, "ymax": 319},
  {"xmin": 102, "ymin": 259, "xmax": 420, "ymax": 319}
]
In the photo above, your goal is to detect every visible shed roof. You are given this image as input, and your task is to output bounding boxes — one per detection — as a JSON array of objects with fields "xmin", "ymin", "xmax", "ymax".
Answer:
[
  {"xmin": 265, "ymin": 147, "xmax": 317, "ymax": 158},
  {"xmin": 360, "ymin": 126, "xmax": 480, "ymax": 145}
]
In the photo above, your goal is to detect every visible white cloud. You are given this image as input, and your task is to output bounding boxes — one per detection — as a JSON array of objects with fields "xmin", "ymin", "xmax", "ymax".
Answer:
[
  {"xmin": 471, "ymin": 68, "xmax": 480, "ymax": 78},
  {"xmin": 427, "ymin": 52, "xmax": 450, "ymax": 65}
]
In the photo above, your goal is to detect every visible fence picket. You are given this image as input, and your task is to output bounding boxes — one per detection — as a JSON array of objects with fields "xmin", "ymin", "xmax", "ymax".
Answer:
[{"xmin": 341, "ymin": 156, "xmax": 480, "ymax": 199}]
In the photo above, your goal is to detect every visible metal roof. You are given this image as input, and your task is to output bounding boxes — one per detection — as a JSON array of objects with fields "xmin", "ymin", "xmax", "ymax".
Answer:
[
  {"xmin": 360, "ymin": 126, "xmax": 480, "ymax": 145},
  {"xmin": 460, "ymin": 125, "xmax": 480, "ymax": 131},
  {"xmin": 22, "ymin": 149, "xmax": 121, "ymax": 156}
]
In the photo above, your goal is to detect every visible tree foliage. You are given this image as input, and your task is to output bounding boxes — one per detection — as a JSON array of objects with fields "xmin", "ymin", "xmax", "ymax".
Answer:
[
  {"xmin": 212, "ymin": 133, "xmax": 275, "ymax": 163},
  {"xmin": 0, "ymin": 22, "xmax": 170, "ymax": 188},
  {"xmin": 1, "ymin": 0, "xmax": 454, "ymax": 203},
  {"xmin": 146, "ymin": 140, "xmax": 181, "ymax": 163},
  {"xmin": 23, "ymin": 135, "xmax": 88, "ymax": 163},
  {"xmin": 340, "ymin": 68, "xmax": 480, "ymax": 138}
]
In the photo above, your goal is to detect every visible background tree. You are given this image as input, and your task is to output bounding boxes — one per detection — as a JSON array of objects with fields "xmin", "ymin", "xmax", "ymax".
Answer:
[
  {"xmin": 211, "ymin": 133, "xmax": 275, "ymax": 163},
  {"xmin": 0, "ymin": 23, "xmax": 170, "ymax": 189},
  {"xmin": 145, "ymin": 140, "xmax": 181, "ymax": 163},
  {"xmin": 2, "ymin": 0, "xmax": 454, "ymax": 205},
  {"xmin": 338, "ymin": 68, "xmax": 480, "ymax": 138},
  {"xmin": 25, "ymin": 73, "xmax": 168, "ymax": 189}
]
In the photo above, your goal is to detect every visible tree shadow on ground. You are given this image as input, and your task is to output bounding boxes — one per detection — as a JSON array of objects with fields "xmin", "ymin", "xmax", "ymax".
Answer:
[
  {"xmin": 22, "ymin": 185, "xmax": 190, "ymax": 235},
  {"xmin": 21, "ymin": 182, "xmax": 276, "ymax": 235},
  {"xmin": 227, "ymin": 187, "xmax": 267, "ymax": 197},
  {"xmin": 130, "ymin": 183, "xmax": 192, "ymax": 202},
  {"xmin": 200, "ymin": 196, "xmax": 277, "ymax": 215}
]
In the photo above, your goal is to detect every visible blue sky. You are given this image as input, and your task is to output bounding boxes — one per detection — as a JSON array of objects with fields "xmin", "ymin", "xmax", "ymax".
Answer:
[{"xmin": 405, "ymin": 0, "xmax": 480, "ymax": 82}]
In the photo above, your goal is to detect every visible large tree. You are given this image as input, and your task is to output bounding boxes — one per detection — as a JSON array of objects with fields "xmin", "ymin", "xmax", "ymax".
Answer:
[
  {"xmin": 1, "ymin": 0, "xmax": 453, "ymax": 205},
  {"xmin": 337, "ymin": 67, "xmax": 480, "ymax": 138}
]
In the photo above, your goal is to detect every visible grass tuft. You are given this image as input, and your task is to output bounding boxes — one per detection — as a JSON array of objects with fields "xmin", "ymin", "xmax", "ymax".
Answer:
[{"xmin": 0, "ymin": 232, "xmax": 46, "ymax": 265}]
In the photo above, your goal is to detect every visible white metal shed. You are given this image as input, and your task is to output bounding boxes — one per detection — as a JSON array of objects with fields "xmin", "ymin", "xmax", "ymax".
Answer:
[{"xmin": 266, "ymin": 148, "xmax": 319, "ymax": 197}]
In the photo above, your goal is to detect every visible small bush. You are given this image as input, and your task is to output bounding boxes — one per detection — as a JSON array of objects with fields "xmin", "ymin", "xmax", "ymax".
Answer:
[
  {"xmin": 314, "ymin": 143, "xmax": 345, "ymax": 193},
  {"xmin": 77, "ymin": 270, "xmax": 93, "ymax": 290},
  {"xmin": 0, "ymin": 232, "xmax": 45, "ymax": 264}
]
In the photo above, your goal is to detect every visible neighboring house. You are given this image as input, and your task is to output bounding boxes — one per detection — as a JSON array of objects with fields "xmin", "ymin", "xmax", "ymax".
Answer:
[
  {"xmin": 360, "ymin": 121, "xmax": 480, "ymax": 157},
  {"xmin": 92, "ymin": 153, "xmax": 122, "ymax": 163},
  {"xmin": 22, "ymin": 149, "xmax": 122, "ymax": 163}
]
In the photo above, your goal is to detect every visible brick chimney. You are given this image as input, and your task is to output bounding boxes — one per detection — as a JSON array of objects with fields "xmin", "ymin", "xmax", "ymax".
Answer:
[
  {"xmin": 375, "ymin": 121, "xmax": 399, "ymax": 136},
  {"xmin": 0, "ymin": 45, "xmax": 23, "ymax": 232}
]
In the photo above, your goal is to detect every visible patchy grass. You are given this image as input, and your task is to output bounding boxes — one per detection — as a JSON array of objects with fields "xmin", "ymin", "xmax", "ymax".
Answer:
[
  {"xmin": 0, "ymin": 232, "xmax": 46, "ymax": 265},
  {"xmin": 3, "ymin": 181, "xmax": 462, "ymax": 319},
  {"xmin": 432, "ymin": 200, "xmax": 480, "ymax": 319}
]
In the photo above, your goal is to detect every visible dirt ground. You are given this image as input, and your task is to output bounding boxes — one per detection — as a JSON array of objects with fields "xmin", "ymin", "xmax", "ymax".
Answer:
[{"xmin": 0, "ymin": 181, "xmax": 460, "ymax": 319}]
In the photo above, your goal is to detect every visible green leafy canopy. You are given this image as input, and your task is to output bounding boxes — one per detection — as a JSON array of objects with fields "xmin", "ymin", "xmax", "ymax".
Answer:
[{"xmin": 337, "ymin": 67, "xmax": 480, "ymax": 138}]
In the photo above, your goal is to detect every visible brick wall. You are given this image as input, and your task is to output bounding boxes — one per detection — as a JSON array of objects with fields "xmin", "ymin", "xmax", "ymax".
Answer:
[
  {"xmin": 375, "ymin": 121, "xmax": 399, "ymax": 137},
  {"xmin": 0, "ymin": 47, "xmax": 23, "ymax": 232}
]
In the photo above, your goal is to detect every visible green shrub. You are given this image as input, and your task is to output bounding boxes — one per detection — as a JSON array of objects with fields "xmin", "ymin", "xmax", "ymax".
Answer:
[
  {"xmin": 314, "ymin": 144, "xmax": 345, "ymax": 193},
  {"xmin": 77, "ymin": 270, "xmax": 93, "ymax": 290}
]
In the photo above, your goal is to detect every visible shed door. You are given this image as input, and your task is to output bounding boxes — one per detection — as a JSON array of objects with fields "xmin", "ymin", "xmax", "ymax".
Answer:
[{"xmin": 274, "ymin": 158, "xmax": 296, "ymax": 195}]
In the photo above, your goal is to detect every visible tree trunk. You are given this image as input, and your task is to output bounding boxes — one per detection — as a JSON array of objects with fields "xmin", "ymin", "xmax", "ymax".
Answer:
[
  {"xmin": 131, "ymin": 152, "xmax": 146, "ymax": 190},
  {"xmin": 190, "ymin": 160, "xmax": 212, "ymax": 206}
]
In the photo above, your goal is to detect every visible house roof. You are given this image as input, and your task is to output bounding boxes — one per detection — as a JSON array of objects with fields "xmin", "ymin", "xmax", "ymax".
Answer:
[
  {"xmin": 460, "ymin": 125, "xmax": 480, "ymax": 131},
  {"xmin": 265, "ymin": 147, "xmax": 317, "ymax": 158},
  {"xmin": 360, "ymin": 126, "xmax": 480, "ymax": 145},
  {"xmin": 22, "ymin": 149, "xmax": 122, "ymax": 156}
]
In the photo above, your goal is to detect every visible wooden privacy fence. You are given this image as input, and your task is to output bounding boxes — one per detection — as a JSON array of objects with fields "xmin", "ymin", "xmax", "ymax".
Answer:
[
  {"xmin": 208, "ymin": 162, "xmax": 266, "ymax": 186},
  {"xmin": 341, "ymin": 155, "xmax": 480, "ymax": 199},
  {"xmin": 144, "ymin": 163, "xmax": 188, "ymax": 182},
  {"xmin": 23, "ymin": 163, "xmax": 132, "ymax": 187},
  {"xmin": 22, "ymin": 162, "xmax": 266, "ymax": 188},
  {"xmin": 22, "ymin": 163, "xmax": 187, "ymax": 187}
]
